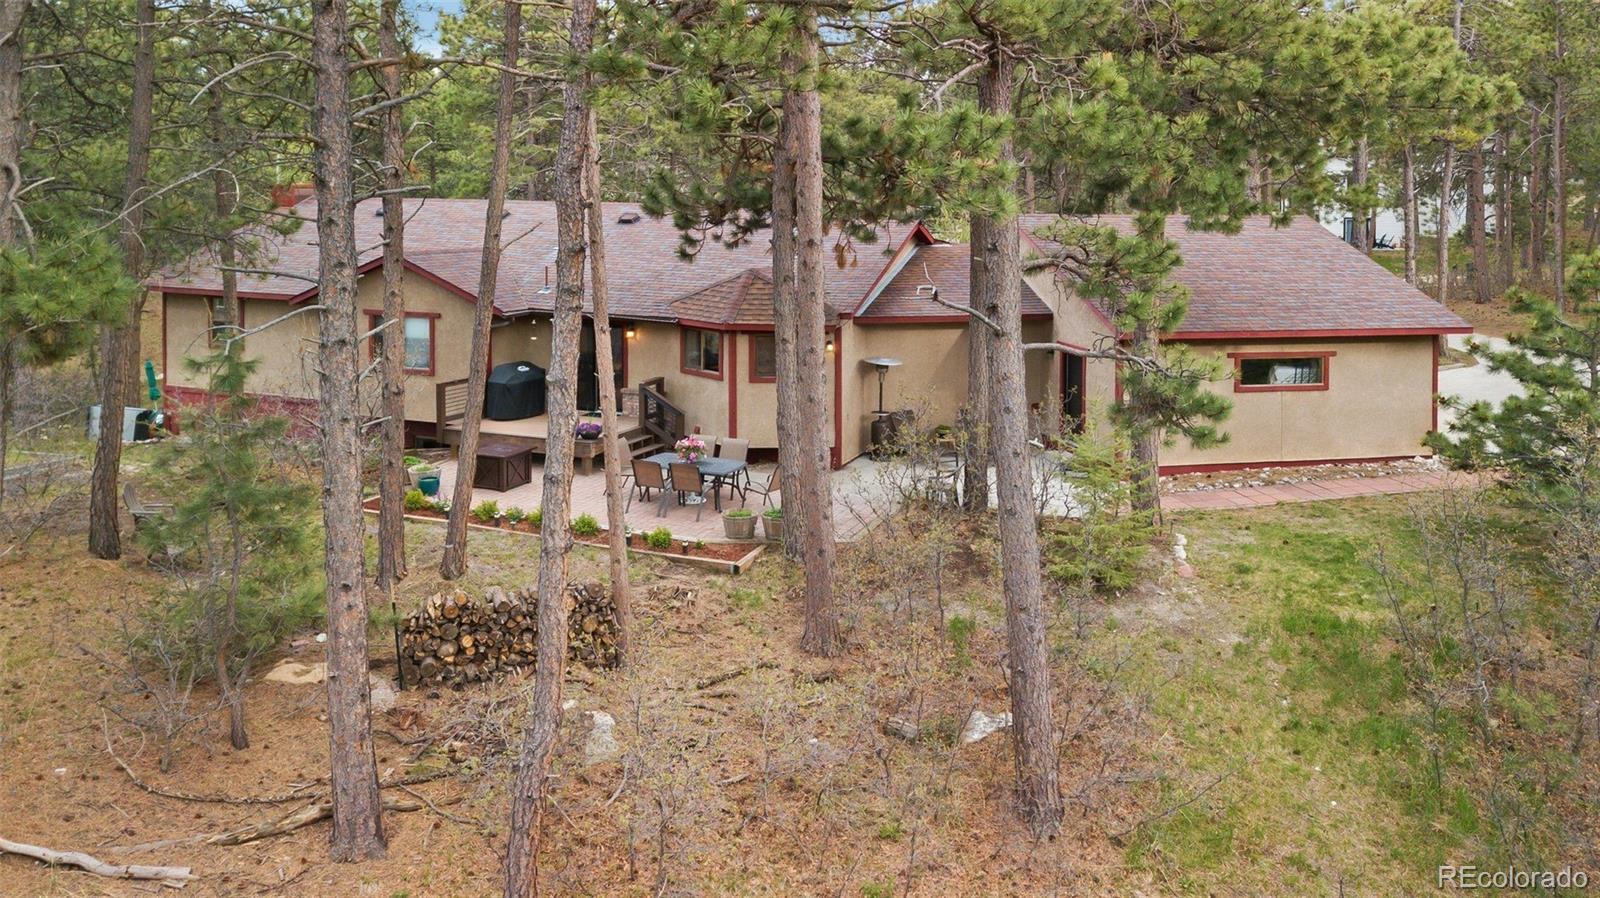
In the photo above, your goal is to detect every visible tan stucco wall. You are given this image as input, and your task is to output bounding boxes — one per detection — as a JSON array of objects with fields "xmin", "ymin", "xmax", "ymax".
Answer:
[
  {"xmin": 1163, "ymin": 336, "xmax": 1437, "ymax": 468},
  {"xmin": 837, "ymin": 319, "xmax": 1056, "ymax": 461},
  {"xmin": 623, "ymin": 321, "xmax": 733, "ymax": 437},
  {"xmin": 163, "ymin": 271, "xmax": 486, "ymax": 424}
]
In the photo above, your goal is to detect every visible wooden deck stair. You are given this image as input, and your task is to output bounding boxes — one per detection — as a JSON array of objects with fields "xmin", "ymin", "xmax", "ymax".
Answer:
[{"xmin": 622, "ymin": 426, "xmax": 664, "ymax": 459}]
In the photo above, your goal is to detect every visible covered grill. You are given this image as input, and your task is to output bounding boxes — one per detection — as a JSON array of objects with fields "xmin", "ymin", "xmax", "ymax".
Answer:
[{"xmin": 484, "ymin": 361, "xmax": 546, "ymax": 420}]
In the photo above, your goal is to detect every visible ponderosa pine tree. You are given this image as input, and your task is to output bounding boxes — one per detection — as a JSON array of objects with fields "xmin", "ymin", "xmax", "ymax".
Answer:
[
  {"xmin": 87, "ymin": 0, "xmax": 156, "ymax": 561},
  {"xmin": 0, "ymin": 0, "xmax": 25, "ymax": 249},
  {"xmin": 503, "ymin": 0, "xmax": 593, "ymax": 891},
  {"xmin": 374, "ymin": 0, "xmax": 409, "ymax": 593},
  {"xmin": 308, "ymin": 0, "xmax": 387, "ymax": 861},
  {"xmin": 440, "ymin": 0, "xmax": 522, "ymax": 581}
]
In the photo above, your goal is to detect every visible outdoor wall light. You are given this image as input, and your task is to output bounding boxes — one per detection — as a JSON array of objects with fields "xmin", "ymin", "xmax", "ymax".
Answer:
[
  {"xmin": 825, "ymin": 337, "xmax": 835, "ymax": 351},
  {"xmin": 625, "ymin": 327, "xmax": 637, "ymax": 339}
]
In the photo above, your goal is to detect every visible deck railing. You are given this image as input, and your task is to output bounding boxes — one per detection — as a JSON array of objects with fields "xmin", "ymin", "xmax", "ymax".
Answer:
[
  {"xmin": 638, "ymin": 377, "xmax": 685, "ymax": 447},
  {"xmin": 435, "ymin": 377, "xmax": 470, "ymax": 442}
]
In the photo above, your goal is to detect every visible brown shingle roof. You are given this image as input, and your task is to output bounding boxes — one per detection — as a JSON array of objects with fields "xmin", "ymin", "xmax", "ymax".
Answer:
[
  {"xmin": 858, "ymin": 243, "xmax": 1051, "ymax": 321},
  {"xmin": 153, "ymin": 198, "xmax": 904, "ymax": 322},
  {"xmin": 667, "ymin": 268, "xmax": 839, "ymax": 327},
  {"xmin": 1021, "ymin": 214, "xmax": 1470, "ymax": 336}
]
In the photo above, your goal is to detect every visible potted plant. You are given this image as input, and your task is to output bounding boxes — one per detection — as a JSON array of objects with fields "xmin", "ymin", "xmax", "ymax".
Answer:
[
  {"xmin": 408, "ymin": 458, "xmax": 439, "ymax": 488},
  {"xmin": 761, "ymin": 506, "xmax": 783, "ymax": 543},
  {"xmin": 575, "ymin": 421, "xmax": 603, "ymax": 441},
  {"xmin": 674, "ymin": 434, "xmax": 707, "ymax": 462},
  {"xmin": 722, "ymin": 507, "xmax": 756, "ymax": 540}
]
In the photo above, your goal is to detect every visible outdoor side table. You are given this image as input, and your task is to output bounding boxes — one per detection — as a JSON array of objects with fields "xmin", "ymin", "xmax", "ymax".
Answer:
[{"xmin": 474, "ymin": 440, "xmax": 532, "ymax": 492}]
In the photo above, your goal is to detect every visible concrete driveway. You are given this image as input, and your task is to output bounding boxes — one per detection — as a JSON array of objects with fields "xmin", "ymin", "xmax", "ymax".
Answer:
[{"xmin": 1436, "ymin": 334, "xmax": 1524, "ymax": 433}]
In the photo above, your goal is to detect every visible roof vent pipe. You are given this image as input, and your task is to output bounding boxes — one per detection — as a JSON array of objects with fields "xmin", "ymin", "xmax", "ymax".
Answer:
[{"xmin": 617, "ymin": 211, "xmax": 641, "ymax": 224}]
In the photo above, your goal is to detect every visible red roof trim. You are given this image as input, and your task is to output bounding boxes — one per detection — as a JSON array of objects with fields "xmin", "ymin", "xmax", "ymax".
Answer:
[
  {"xmin": 854, "ymin": 312, "xmax": 1053, "ymax": 326},
  {"xmin": 155, "ymin": 284, "xmax": 296, "ymax": 301},
  {"xmin": 850, "ymin": 223, "xmax": 939, "ymax": 317},
  {"xmin": 1174, "ymin": 326, "xmax": 1472, "ymax": 340},
  {"xmin": 287, "ymin": 256, "xmax": 483, "ymax": 310},
  {"xmin": 675, "ymin": 318, "xmax": 778, "ymax": 334}
]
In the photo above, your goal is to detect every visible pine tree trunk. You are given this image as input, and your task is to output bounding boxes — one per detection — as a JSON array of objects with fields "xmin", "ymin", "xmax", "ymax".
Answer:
[
  {"xmin": 1468, "ymin": 145, "xmax": 1491, "ymax": 303},
  {"xmin": 790, "ymin": 11, "xmax": 840, "ymax": 657},
  {"xmin": 1403, "ymin": 144, "xmax": 1419, "ymax": 284},
  {"xmin": 961, "ymin": 214, "xmax": 991, "ymax": 514},
  {"xmin": 1495, "ymin": 129, "xmax": 1514, "ymax": 286},
  {"xmin": 771, "ymin": 47, "xmax": 804, "ymax": 561},
  {"xmin": 1552, "ymin": 23, "xmax": 1567, "ymax": 305},
  {"xmin": 1529, "ymin": 105, "xmax": 1546, "ymax": 283},
  {"xmin": 309, "ymin": 0, "xmax": 386, "ymax": 862},
  {"xmin": 440, "ymin": 1, "xmax": 521, "ymax": 580},
  {"xmin": 1351, "ymin": 138, "xmax": 1370, "ymax": 254},
  {"xmin": 375, "ymin": 0, "xmax": 408, "ymax": 592},
  {"xmin": 585, "ymin": 108, "xmax": 632, "ymax": 666},
  {"xmin": 503, "ymin": 1, "xmax": 589, "ymax": 893},
  {"xmin": 0, "ymin": 0, "xmax": 27, "ymax": 248},
  {"xmin": 1436, "ymin": 143, "xmax": 1454, "ymax": 303},
  {"xmin": 976, "ymin": 49, "xmax": 1062, "ymax": 839},
  {"xmin": 87, "ymin": 0, "xmax": 156, "ymax": 561}
]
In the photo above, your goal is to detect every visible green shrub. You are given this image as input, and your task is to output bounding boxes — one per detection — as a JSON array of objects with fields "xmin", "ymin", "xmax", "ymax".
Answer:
[
  {"xmin": 645, "ymin": 526, "xmax": 673, "ymax": 550},
  {"xmin": 403, "ymin": 455, "xmax": 422, "ymax": 467},
  {"xmin": 529, "ymin": 507, "xmax": 543, "ymax": 528},
  {"xmin": 763, "ymin": 505, "xmax": 783, "ymax": 519},
  {"xmin": 946, "ymin": 613, "xmax": 976, "ymax": 669},
  {"xmin": 1044, "ymin": 426, "xmax": 1153, "ymax": 593},
  {"xmin": 503, "ymin": 506, "xmax": 527, "ymax": 524},
  {"xmin": 403, "ymin": 488, "xmax": 429, "ymax": 511},
  {"xmin": 724, "ymin": 508, "xmax": 754, "ymax": 519},
  {"xmin": 471, "ymin": 500, "xmax": 500, "ymax": 523},
  {"xmin": 572, "ymin": 513, "xmax": 601, "ymax": 537},
  {"xmin": 860, "ymin": 880, "xmax": 894, "ymax": 898}
]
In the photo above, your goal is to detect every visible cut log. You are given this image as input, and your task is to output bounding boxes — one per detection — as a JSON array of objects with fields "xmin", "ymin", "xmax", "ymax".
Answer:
[{"xmin": 0, "ymin": 837, "xmax": 195, "ymax": 889}]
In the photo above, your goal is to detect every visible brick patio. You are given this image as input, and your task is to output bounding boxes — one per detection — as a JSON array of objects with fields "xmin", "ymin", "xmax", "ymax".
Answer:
[
  {"xmin": 431, "ymin": 456, "xmax": 881, "ymax": 543},
  {"xmin": 1162, "ymin": 470, "xmax": 1480, "ymax": 512}
]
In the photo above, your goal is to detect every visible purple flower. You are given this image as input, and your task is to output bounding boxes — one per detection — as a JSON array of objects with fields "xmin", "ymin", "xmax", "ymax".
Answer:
[{"xmin": 575, "ymin": 421, "xmax": 603, "ymax": 439}]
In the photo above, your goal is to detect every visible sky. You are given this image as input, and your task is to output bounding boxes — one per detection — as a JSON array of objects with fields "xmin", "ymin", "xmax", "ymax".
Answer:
[{"xmin": 405, "ymin": 0, "xmax": 462, "ymax": 55}]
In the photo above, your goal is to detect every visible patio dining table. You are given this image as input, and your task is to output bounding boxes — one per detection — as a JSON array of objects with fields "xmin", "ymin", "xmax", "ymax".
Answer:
[{"xmin": 642, "ymin": 451, "xmax": 748, "ymax": 513}]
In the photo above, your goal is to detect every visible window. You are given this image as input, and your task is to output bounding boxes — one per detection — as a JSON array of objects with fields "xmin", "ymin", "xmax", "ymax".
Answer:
[
  {"xmin": 366, "ymin": 310, "xmax": 437, "ymax": 376},
  {"xmin": 403, "ymin": 315, "xmax": 433, "ymax": 372},
  {"xmin": 1231, "ymin": 352, "xmax": 1332, "ymax": 392},
  {"xmin": 682, "ymin": 327, "xmax": 722, "ymax": 378},
  {"xmin": 750, "ymin": 333, "xmax": 776, "ymax": 382},
  {"xmin": 206, "ymin": 298, "xmax": 239, "ymax": 347}
]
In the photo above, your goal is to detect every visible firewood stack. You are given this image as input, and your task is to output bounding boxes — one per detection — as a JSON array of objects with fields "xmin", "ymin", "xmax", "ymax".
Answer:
[{"xmin": 399, "ymin": 582, "xmax": 619, "ymax": 687}]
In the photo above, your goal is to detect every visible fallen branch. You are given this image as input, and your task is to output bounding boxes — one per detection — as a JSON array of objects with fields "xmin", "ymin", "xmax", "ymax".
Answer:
[
  {"xmin": 0, "ymin": 837, "xmax": 195, "ymax": 889},
  {"xmin": 203, "ymin": 796, "xmax": 430, "ymax": 847},
  {"xmin": 693, "ymin": 661, "xmax": 778, "ymax": 691}
]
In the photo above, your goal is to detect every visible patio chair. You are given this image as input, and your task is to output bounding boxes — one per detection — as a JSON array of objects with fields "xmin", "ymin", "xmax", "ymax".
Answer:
[
  {"xmin": 718, "ymin": 437, "xmax": 751, "ymax": 497},
  {"xmin": 931, "ymin": 451, "xmax": 961, "ymax": 507},
  {"xmin": 122, "ymin": 483, "xmax": 173, "ymax": 530},
  {"xmin": 669, "ymin": 462, "xmax": 717, "ymax": 521},
  {"xmin": 696, "ymin": 434, "xmax": 721, "ymax": 457},
  {"xmin": 742, "ymin": 468, "xmax": 780, "ymax": 509},
  {"xmin": 626, "ymin": 458, "xmax": 668, "ymax": 516}
]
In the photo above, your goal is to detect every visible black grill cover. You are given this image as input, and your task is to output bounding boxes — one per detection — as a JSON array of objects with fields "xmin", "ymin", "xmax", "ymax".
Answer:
[{"xmin": 485, "ymin": 361, "xmax": 546, "ymax": 420}]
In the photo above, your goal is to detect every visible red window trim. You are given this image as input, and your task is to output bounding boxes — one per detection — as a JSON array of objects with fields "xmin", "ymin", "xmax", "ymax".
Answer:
[
  {"xmin": 747, "ymin": 332, "xmax": 777, "ymax": 383},
  {"xmin": 680, "ymin": 326, "xmax": 724, "ymax": 381},
  {"xmin": 364, "ymin": 308, "xmax": 440, "ymax": 377},
  {"xmin": 1227, "ymin": 350, "xmax": 1334, "ymax": 393}
]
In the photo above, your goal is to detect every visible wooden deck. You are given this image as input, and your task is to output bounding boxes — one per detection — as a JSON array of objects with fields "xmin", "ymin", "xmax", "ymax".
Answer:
[{"xmin": 441, "ymin": 413, "xmax": 641, "ymax": 475}]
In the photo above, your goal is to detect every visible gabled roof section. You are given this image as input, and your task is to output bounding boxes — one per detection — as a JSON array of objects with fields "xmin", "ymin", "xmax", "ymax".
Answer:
[
  {"xmin": 851, "ymin": 221, "xmax": 941, "ymax": 317},
  {"xmin": 856, "ymin": 242, "xmax": 1052, "ymax": 324},
  {"xmin": 152, "ymin": 198, "xmax": 908, "ymax": 324},
  {"xmin": 1021, "ymin": 213, "xmax": 1470, "ymax": 338},
  {"xmin": 669, "ymin": 267, "xmax": 839, "ymax": 329}
]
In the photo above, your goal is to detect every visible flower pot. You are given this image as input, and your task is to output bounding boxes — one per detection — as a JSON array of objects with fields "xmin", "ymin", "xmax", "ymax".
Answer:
[
  {"xmin": 408, "ymin": 464, "xmax": 437, "ymax": 488},
  {"xmin": 723, "ymin": 513, "xmax": 757, "ymax": 541},
  {"xmin": 418, "ymin": 474, "xmax": 440, "ymax": 497},
  {"xmin": 761, "ymin": 514, "xmax": 783, "ymax": 544}
]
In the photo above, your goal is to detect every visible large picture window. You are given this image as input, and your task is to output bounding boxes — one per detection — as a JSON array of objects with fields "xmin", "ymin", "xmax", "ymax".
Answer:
[
  {"xmin": 750, "ymin": 333, "xmax": 776, "ymax": 382},
  {"xmin": 1230, "ymin": 351, "xmax": 1332, "ymax": 392},
  {"xmin": 682, "ymin": 327, "xmax": 722, "ymax": 378}
]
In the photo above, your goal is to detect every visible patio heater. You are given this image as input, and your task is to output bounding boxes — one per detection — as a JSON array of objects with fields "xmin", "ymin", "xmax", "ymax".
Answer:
[{"xmin": 863, "ymin": 357, "xmax": 904, "ymax": 452}]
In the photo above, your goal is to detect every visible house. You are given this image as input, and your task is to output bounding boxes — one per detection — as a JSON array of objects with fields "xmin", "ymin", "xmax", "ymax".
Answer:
[{"xmin": 151, "ymin": 198, "xmax": 1468, "ymax": 474}]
